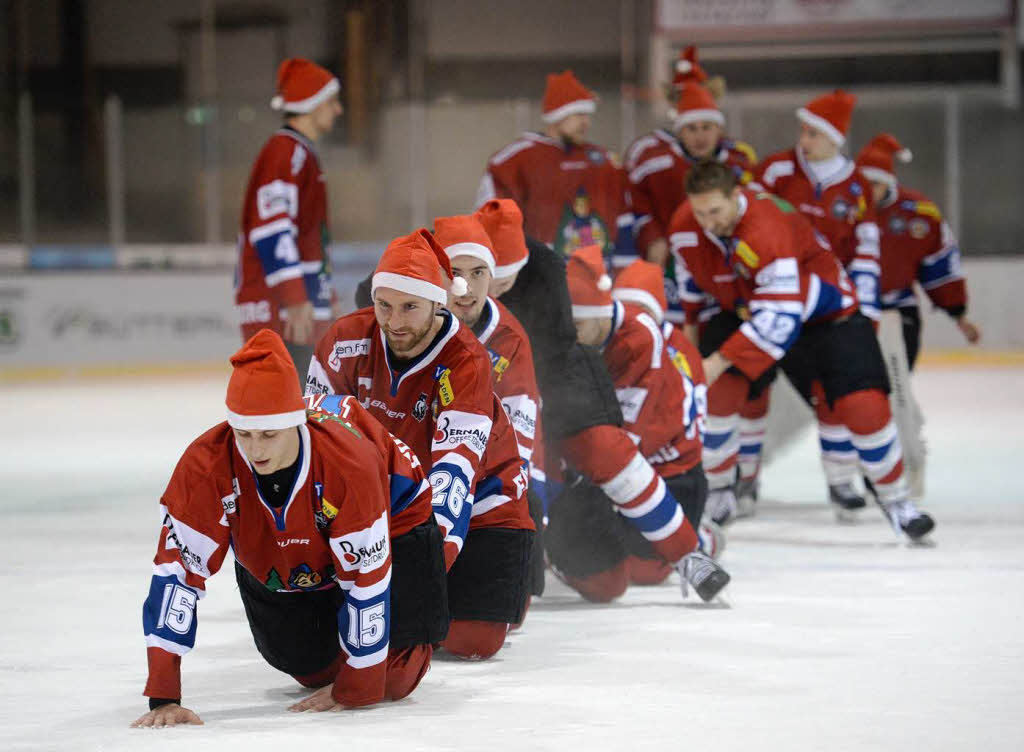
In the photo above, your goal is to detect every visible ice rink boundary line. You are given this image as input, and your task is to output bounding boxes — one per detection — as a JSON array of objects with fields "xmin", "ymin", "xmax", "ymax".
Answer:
[
  {"xmin": 0, "ymin": 361, "xmax": 231, "ymax": 384},
  {"xmin": 2, "ymin": 349, "xmax": 1022, "ymax": 385}
]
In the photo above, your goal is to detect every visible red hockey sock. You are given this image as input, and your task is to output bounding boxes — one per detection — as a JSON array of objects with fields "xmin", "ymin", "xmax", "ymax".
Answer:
[
  {"xmin": 441, "ymin": 620, "xmax": 508, "ymax": 660},
  {"xmin": 384, "ymin": 644, "xmax": 433, "ymax": 701},
  {"xmin": 292, "ymin": 653, "xmax": 343, "ymax": 689},
  {"xmin": 626, "ymin": 556, "xmax": 673, "ymax": 586},
  {"xmin": 834, "ymin": 388, "xmax": 906, "ymax": 500},
  {"xmin": 562, "ymin": 560, "xmax": 630, "ymax": 603}
]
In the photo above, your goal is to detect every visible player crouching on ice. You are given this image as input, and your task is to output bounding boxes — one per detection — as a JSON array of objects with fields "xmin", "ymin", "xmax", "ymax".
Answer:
[
  {"xmin": 549, "ymin": 244, "xmax": 730, "ymax": 602},
  {"xmin": 669, "ymin": 160, "xmax": 935, "ymax": 541},
  {"xmin": 133, "ymin": 329, "xmax": 447, "ymax": 728}
]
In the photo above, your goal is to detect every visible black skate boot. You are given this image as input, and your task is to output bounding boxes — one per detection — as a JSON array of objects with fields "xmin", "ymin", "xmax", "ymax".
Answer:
[
  {"xmin": 829, "ymin": 482, "xmax": 866, "ymax": 522},
  {"xmin": 678, "ymin": 551, "xmax": 731, "ymax": 602},
  {"xmin": 881, "ymin": 499, "xmax": 935, "ymax": 542}
]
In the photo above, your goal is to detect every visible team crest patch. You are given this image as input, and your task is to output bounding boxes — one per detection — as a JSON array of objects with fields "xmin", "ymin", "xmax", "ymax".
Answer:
[
  {"xmin": 909, "ymin": 218, "xmax": 930, "ymax": 239},
  {"xmin": 437, "ymin": 368, "xmax": 456, "ymax": 406},
  {"xmin": 413, "ymin": 392, "xmax": 429, "ymax": 421},
  {"xmin": 670, "ymin": 348, "xmax": 693, "ymax": 378},
  {"xmin": 888, "ymin": 215, "xmax": 907, "ymax": 234},
  {"xmin": 288, "ymin": 563, "xmax": 323, "ymax": 591}
]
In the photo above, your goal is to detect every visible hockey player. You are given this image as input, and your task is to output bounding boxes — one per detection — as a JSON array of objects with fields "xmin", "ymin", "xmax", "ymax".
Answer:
[
  {"xmin": 433, "ymin": 212, "xmax": 547, "ymax": 608},
  {"xmin": 856, "ymin": 133, "xmax": 981, "ymax": 365},
  {"xmin": 752, "ymin": 90, "xmax": 883, "ymax": 514},
  {"xmin": 475, "ymin": 70, "xmax": 631, "ymax": 259},
  {"xmin": 625, "ymin": 75, "xmax": 756, "ymax": 268},
  {"xmin": 669, "ymin": 160, "xmax": 935, "ymax": 541},
  {"xmin": 561, "ymin": 245, "xmax": 728, "ymax": 600},
  {"xmin": 235, "ymin": 59, "xmax": 342, "ymax": 380},
  {"xmin": 307, "ymin": 229, "xmax": 534, "ymax": 661},
  {"xmin": 133, "ymin": 330, "xmax": 446, "ymax": 728},
  {"xmin": 610, "ymin": 260, "xmax": 725, "ymax": 561},
  {"xmin": 466, "ymin": 202, "xmax": 695, "ymax": 602}
]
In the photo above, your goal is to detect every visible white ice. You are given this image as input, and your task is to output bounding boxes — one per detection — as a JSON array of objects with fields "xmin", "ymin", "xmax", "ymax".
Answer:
[{"xmin": 1, "ymin": 365, "xmax": 1022, "ymax": 752}]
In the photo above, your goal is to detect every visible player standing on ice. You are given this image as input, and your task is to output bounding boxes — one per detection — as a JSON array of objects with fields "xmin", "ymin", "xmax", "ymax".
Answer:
[
  {"xmin": 855, "ymin": 133, "xmax": 981, "ymax": 498},
  {"xmin": 669, "ymin": 160, "xmax": 935, "ymax": 542},
  {"xmin": 307, "ymin": 229, "xmax": 535, "ymax": 660},
  {"xmin": 475, "ymin": 70, "xmax": 631, "ymax": 260},
  {"xmin": 235, "ymin": 58, "xmax": 343, "ymax": 381},
  {"xmin": 751, "ymin": 90, "xmax": 884, "ymax": 517},
  {"xmin": 133, "ymin": 330, "xmax": 446, "ymax": 728}
]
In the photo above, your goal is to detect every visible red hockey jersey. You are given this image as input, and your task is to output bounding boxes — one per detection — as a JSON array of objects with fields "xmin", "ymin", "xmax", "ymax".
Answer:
[
  {"xmin": 307, "ymin": 308, "xmax": 533, "ymax": 567},
  {"xmin": 142, "ymin": 404, "xmax": 432, "ymax": 707},
  {"xmin": 476, "ymin": 132, "xmax": 630, "ymax": 257},
  {"xmin": 625, "ymin": 130, "xmax": 757, "ymax": 257},
  {"xmin": 606, "ymin": 302, "xmax": 706, "ymax": 477},
  {"xmin": 472, "ymin": 297, "xmax": 543, "ymax": 480},
  {"xmin": 875, "ymin": 186, "xmax": 967, "ymax": 314},
  {"xmin": 668, "ymin": 190, "xmax": 858, "ymax": 380},
  {"xmin": 235, "ymin": 127, "xmax": 336, "ymax": 340},
  {"xmin": 755, "ymin": 148, "xmax": 881, "ymax": 319}
]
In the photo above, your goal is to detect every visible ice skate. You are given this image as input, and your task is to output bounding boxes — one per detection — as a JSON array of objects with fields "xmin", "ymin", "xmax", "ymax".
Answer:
[
  {"xmin": 881, "ymin": 499, "xmax": 935, "ymax": 542},
  {"xmin": 678, "ymin": 550, "xmax": 730, "ymax": 602},
  {"xmin": 705, "ymin": 487, "xmax": 738, "ymax": 526},
  {"xmin": 829, "ymin": 482, "xmax": 866, "ymax": 522}
]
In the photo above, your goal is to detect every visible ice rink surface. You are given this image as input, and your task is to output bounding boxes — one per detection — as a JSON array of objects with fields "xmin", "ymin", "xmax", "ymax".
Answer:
[{"xmin": 1, "ymin": 364, "xmax": 1022, "ymax": 752}]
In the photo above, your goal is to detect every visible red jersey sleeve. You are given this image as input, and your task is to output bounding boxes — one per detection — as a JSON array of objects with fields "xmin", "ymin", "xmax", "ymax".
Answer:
[{"xmin": 142, "ymin": 430, "xmax": 233, "ymax": 701}]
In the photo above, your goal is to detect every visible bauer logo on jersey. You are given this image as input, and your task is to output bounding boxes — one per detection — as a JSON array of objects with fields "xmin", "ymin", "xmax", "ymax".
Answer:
[
  {"xmin": 330, "ymin": 511, "xmax": 390, "ymax": 573},
  {"xmin": 413, "ymin": 393, "xmax": 429, "ymax": 422},
  {"xmin": 433, "ymin": 412, "xmax": 491, "ymax": 457},
  {"xmin": 436, "ymin": 367, "xmax": 456, "ymax": 406},
  {"xmin": 328, "ymin": 339, "xmax": 371, "ymax": 371}
]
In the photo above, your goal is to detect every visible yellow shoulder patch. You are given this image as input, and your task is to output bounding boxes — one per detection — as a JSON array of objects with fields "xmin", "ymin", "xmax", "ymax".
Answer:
[
  {"xmin": 733, "ymin": 140, "xmax": 758, "ymax": 165},
  {"xmin": 735, "ymin": 240, "xmax": 760, "ymax": 268},
  {"xmin": 492, "ymin": 356, "xmax": 510, "ymax": 383},
  {"xmin": 438, "ymin": 368, "xmax": 456, "ymax": 406},
  {"xmin": 321, "ymin": 498, "xmax": 338, "ymax": 521},
  {"xmin": 914, "ymin": 201, "xmax": 942, "ymax": 221},
  {"xmin": 671, "ymin": 350, "xmax": 693, "ymax": 379}
]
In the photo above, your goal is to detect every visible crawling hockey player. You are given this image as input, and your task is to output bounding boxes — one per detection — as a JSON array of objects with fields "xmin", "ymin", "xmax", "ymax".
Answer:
[
  {"xmin": 307, "ymin": 228, "xmax": 535, "ymax": 661},
  {"xmin": 559, "ymin": 245, "xmax": 729, "ymax": 600},
  {"xmin": 433, "ymin": 211, "xmax": 547, "ymax": 607},
  {"xmin": 669, "ymin": 160, "xmax": 935, "ymax": 542},
  {"xmin": 133, "ymin": 330, "xmax": 446, "ymax": 728}
]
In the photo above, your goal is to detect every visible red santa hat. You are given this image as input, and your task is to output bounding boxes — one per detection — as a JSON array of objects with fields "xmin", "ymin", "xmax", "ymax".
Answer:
[
  {"xmin": 671, "ymin": 45, "xmax": 708, "ymax": 92},
  {"xmin": 541, "ymin": 70, "xmax": 597, "ymax": 124},
  {"xmin": 372, "ymin": 228, "xmax": 467, "ymax": 305},
  {"xmin": 567, "ymin": 244, "xmax": 613, "ymax": 319},
  {"xmin": 226, "ymin": 329, "xmax": 306, "ymax": 430},
  {"xmin": 796, "ymin": 89, "xmax": 857, "ymax": 146},
  {"xmin": 669, "ymin": 81, "xmax": 724, "ymax": 131},
  {"xmin": 270, "ymin": 58, "xmax": 340, "ymax": 114},
  {"xmin": 857, "ymin": 133, "xmax": 913, "ymax": 188},
  {"xmin": 475, "ymin": 199, "xmax": 529, "ymax": 279},
  {"xmin": 611, "ymin": 260, "xmax": 668, "ymax": 323},
  {"xmin": 433, "ymin": 214, "xmax": 497, "ymax": 277}
]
